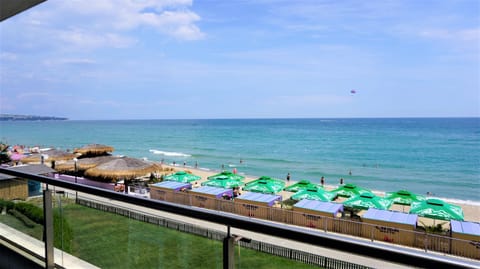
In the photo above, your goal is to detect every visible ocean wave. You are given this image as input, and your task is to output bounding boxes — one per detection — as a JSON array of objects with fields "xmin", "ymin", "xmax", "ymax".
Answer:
[
  {"xmin": 441, "ymin": 197, "xmax": 480, "ymax": 207},
  {"xmin": 149, "ymin": 149, "xmax": 191, "ymax": 157},
  {"xmin": 249, "ymin": 157, "xmax": 296, "ymax": 164}
]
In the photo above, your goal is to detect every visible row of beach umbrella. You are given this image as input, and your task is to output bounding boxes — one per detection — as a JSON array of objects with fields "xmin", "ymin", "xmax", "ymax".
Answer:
[
  {"xmin": 163, "ymin": 172, "xmax": 464, "ymax": 221},
  {"xmin": 287, "ymin": 182, "xmax": 464, "ymax": 221}
]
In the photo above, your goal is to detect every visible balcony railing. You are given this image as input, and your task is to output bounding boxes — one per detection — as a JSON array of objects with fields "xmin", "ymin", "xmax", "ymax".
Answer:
[{"xmin": 0, "ymin": 168, "xmax": 478, "ymax": 269}]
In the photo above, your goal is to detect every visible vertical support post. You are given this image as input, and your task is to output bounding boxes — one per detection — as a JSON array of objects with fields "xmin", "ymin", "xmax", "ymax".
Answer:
[
  {"xmin": 43, "ymin": 188, "xmax": 54, "ymax": 269},
  {"xmin": 371, "ymin": 225, "xmax": 374, "ymax": 242},
  {"xmin": 74, "ymin": 158, "xmax": 78, "ymax": 202},
  {"xmin": 223, "ymin": 226, "xmax": 234, "ymax": 269}
]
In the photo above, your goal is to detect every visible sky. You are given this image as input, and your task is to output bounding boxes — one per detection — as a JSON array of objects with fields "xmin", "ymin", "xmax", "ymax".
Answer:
[{"xmin": 0, "ymin": 0, "xmax": 479, "ymax": 120}]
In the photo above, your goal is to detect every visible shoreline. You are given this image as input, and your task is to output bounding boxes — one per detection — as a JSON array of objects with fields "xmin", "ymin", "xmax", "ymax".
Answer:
[{"xmin": 161, "ymin": 163, "xmax": 480, "ymax": 223}]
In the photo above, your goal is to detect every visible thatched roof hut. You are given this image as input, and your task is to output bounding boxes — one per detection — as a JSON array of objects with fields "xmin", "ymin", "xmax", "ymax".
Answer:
[
  {"xmin": 21, "ymin": 149, "xmax": 77, "ymax": 164},
  {"xmin": 54, "ymin": 155, "xmax": 120, "ymax": 173},
  {"xmin": 74, "ymin": 144, "xmax": 114, "ymax": 157},
  {"xmin": 84, "ymin": 157, "xmax": 161, "ymax": 182}
]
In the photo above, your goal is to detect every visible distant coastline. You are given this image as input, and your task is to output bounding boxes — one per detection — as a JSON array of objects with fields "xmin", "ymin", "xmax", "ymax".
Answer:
[{"xmin": 0, "ymin": 114, "xmax": 68, "ymax": 121}]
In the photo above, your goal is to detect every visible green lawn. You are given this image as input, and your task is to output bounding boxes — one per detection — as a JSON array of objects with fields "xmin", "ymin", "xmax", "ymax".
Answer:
[
  {"xmin": 1, "ymin": 201, "xmax": 321, "ymax": 268},
  {"xmin": 0, "ymin": 213, "xmax": 43, "ymax": 239},
  {"xmin": 63, "ymin": 204, "xmax": 320, "ymax": 269}
]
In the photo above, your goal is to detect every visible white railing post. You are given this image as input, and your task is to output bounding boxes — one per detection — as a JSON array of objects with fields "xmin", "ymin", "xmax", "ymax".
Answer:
[{"xmin": 43, "ymin": 188, "xmax": 54, "ymax": 269}]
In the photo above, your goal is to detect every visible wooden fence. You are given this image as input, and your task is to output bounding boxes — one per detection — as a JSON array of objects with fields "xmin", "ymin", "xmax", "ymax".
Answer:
[{"xmin": 160, "ymin": 192, "xmax": 480, "ymax": 260}]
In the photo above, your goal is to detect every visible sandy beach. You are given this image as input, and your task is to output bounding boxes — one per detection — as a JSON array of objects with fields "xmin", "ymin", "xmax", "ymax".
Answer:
[{"xmin": 161, "ymin": 163, "xmax": 480, "ymax": 224}]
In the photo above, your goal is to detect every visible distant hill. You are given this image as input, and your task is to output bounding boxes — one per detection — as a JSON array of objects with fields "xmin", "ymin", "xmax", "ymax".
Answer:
[{"xmin": 0, "ymin": 114, "xmax": 68, "ymax": 121}]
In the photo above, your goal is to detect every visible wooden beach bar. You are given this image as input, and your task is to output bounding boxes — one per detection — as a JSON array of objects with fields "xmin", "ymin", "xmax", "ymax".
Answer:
[
  {"xmin": 189, "ymin": 186, "xmax": 233, "ymax": 210},
  {"xmin": 450, "ymin": 220, "xmax": 480, "ymax": 259},
  {"xmin": 292, "ymin": 199, "xmax": 344, "ymax": 230},
  {"xmin": 234, "ymin": 192, "xmax": 282, "ymax": 220},
  {"xmin": 149, "ymin": 181, "xmax": 191, "ymax": 202},
  {"xmin": 361, "ymin": 208, "xmax": 418, "ymax": 246}
]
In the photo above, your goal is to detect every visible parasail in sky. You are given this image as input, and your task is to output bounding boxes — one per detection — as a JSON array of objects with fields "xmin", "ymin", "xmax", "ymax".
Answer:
[{"xmin": 350, "ymin": 89, "xmax": 356, "ymax": 94}]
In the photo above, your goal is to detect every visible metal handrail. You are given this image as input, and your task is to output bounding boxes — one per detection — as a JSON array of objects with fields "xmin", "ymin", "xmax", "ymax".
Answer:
[{"xmin": 0, "ymin": 168, "xmax": 477, "ymax": 269}]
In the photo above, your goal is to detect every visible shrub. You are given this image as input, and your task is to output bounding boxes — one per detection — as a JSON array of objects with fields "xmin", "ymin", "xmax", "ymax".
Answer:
[
  {"xmin": 14, "ymin": 202, "xmax": 44, "ymax": 224},
  {"xmin": 10, "ymin": 201, "xmax": 73, "ymax": 252},
  {"xmin": 0, "ymin": 199, "xmax": 15, "ymax": 211},
  {"xmin": 8, "ymin": 209, "xmax": 37, "ymax": 228}
]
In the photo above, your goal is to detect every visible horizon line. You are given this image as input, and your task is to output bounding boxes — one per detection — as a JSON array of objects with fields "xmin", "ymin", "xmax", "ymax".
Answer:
[{"xmin": 65, "ymin": 116, "xmax": 480, "ymax": 121}]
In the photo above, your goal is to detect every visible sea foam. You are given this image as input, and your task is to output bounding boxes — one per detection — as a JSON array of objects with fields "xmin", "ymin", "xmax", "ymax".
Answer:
[{"xmin": 149, "ymin": 149, "xmax": 191, "ymax": 157}]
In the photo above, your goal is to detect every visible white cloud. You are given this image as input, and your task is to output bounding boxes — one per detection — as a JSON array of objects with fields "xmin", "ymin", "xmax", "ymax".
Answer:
[
  {"xmin": 58, "ymin": 29, "xmax": 137, "ymax": 49},
  {"xmin": 0, "ymin": 52, "xmax": 17, "ymax": 61},
  {"xmin": 51, "ymin": 0, "xmax": 204, "ymax": 41},
  {"xmin": 7, "ymin": 0, "xmax": 204, "ymax": 52},
  {"xmin": 43, "ymin": 58, "xmax": 96, "ymax": 67},
  {"xmin": 419, "ymin": 28, "xmax": 480, "ymax": 42},
  {"xmin": 17, "ymin": 92, "xmax": 53, "ymax": 99}
]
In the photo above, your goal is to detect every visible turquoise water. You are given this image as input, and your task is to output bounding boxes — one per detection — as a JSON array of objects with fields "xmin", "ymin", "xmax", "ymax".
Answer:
[{"xmin": 1, "ymin": 118, "xmax": 479, "ymax": 202}]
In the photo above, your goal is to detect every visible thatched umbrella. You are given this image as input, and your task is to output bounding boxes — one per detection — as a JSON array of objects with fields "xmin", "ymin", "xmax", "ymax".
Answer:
[
  {"xmin": 22, "ymin": 149, "xmax": 77, "ymax": 164},
  {"xmin": 55, "ymin": 156, "xmax": 120, "ymax": 173},
  {"xmin": 84, "ymin": 157, "xmax": 161, "ymax": 183},
  {"xmin": 74, "ymin": 144, "xmax": 114, "ymax": 157}
]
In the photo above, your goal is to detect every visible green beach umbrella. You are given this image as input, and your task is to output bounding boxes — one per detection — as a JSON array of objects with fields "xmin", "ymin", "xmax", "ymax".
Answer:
[
  {"xmin": 409, "ymin": 199, "xmax": 464, "ymax": 221},
  {"xmin": 291, "ymin": 187, "xmax": 336, "ymax": 202},
  {"xmin": 329, "ymin": 183, "xmax": 371, "ymax": 198},
  {"xmin": 207, "ymin": 171, "xmax": 245, "ymax": 181},
  {"xmin": 164, "ymin": 170, "xmax": 201, "ymax": 183},
  {"xmin": 201, "ymin": 177, "xmax": 245, "ymax": 189},
  {"xmin": 284, "ymin": 179, "xmax": 320, "ymax": 192},
  {"xmin": 386, "ymin": 190, "xmax": 426, "ymax": 206},
  {"xmin": 243, "ymin": 176, "xmax": 285, "ymax": 194},
  {"xmin": 343, "ymin": 192, "xmax": 393, "ymax": 210}
]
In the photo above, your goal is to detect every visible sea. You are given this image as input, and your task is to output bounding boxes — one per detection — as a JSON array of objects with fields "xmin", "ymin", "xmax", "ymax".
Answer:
[{"xmin": 1, "ymin": 118, "xmax": 479, "ymax": 204}]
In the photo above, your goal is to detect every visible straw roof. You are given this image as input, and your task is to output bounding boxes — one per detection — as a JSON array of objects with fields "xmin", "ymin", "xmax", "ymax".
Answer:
[
  {"xmin": 84, "ymin": 157, "xmax": 161, "ymax": 182},
  {"xmin": 74, "ymin": 144, "xmax": 114, "ymax": 156},
  {"xmin": 21, "ymin": 149, "xmax": 77, "ymax": 163},
  {"xmin": 54, "ymin": 156, "xmax": 120, "ymax": 173}
]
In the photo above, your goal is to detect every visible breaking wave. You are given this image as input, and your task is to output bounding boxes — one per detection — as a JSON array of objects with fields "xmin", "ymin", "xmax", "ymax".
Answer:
[{"xmin": 149, "ymin": 149, "xmax": 191, "ymax": 157}]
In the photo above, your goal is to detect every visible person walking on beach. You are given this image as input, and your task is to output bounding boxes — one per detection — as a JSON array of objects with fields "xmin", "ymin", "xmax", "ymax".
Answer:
[
  {"xmin": 320, "ymin": 176, "xmax": 325, "ymax": 187},
  {"xmin": 233, "ymin": 167, "xmax": 237, "ymax": 174},
  {"xmin": 286, "ymin": 173, "xmax": 291, "ymax": 183},
  {"xmin": 340, "ymin": 178, "xmax": 344, "ymax": 185},
  {"xmin": 195, "ymin": 161, "xmax": 198, "ymax": 169}
]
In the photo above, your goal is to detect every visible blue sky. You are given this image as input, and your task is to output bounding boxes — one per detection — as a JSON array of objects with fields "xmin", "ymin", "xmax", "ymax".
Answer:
[{"xmin": 1, "ymin": 0, "xmax": 478, "ymax": 120}]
